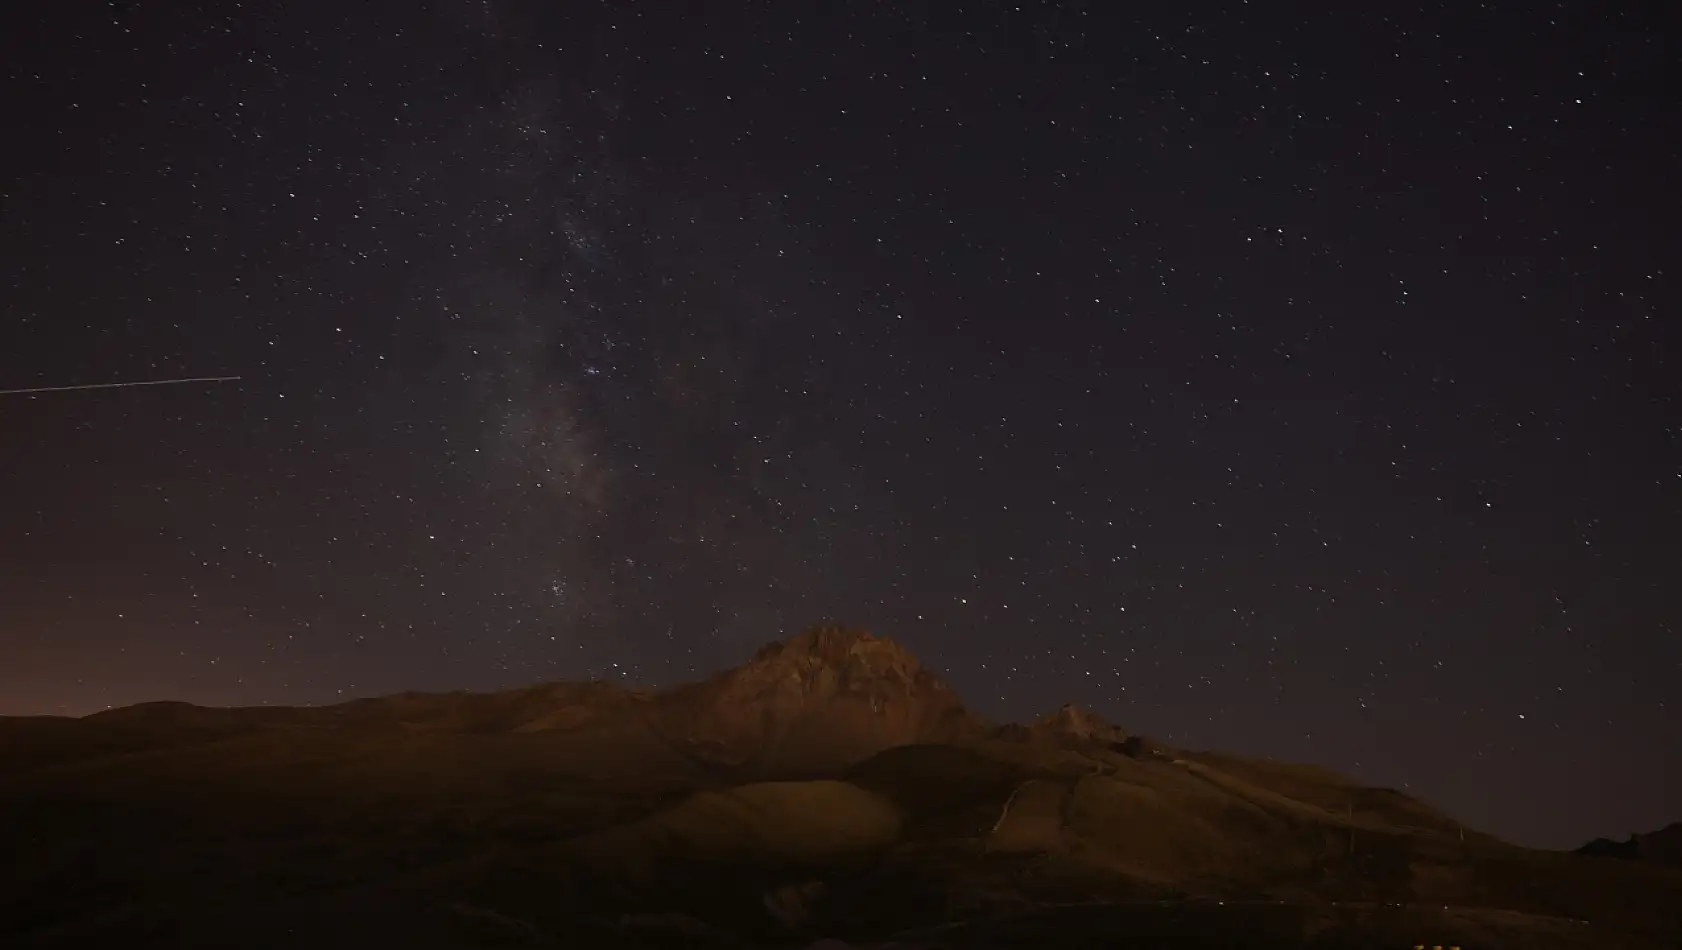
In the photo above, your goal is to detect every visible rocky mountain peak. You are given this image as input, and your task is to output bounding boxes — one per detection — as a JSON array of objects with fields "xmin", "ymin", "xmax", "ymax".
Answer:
[
  {"xmin": 662, "ymin": 625, "xmax": 981, "ymax": 774},
  {"xmin": 742, "ymin": 624, "xmax": 929, "ymax": 692},
  {"xmin": 1032, "ymin": 703, "xmax": 1129, "ymax": 744}
]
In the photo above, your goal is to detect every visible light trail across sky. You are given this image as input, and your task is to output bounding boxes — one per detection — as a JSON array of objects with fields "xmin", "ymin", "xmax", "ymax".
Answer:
[{"xmin": 0, "ymin": 375, "xmax": 242, "ymax": 396}]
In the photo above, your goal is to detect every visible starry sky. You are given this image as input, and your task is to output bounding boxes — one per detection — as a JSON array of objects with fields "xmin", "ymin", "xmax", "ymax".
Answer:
[{"xmin": 1, "ymin": 1, "xmax": 1676, "ymax": 849}]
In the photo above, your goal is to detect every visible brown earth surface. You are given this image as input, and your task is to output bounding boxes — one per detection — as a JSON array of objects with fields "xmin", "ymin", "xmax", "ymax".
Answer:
[{"xmin": 2, "ymin": 623, "xmax": 1679, "ymax": 949}]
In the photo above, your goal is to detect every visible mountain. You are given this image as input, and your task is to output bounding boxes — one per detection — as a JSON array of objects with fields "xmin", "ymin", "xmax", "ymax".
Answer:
[
  {"xmin": 649, "ymin": 625, "xmax": 987, "ymax": 774},
  {"xmin": 1024, "ymin": 702, "xmax": 1132, "ymax": 745},
  {"xmin": 3, "ymin": 624, "xmax": 1681, "ymax": 950},
  {"xmin": 1578, "ymin": 823, "xmax": 1682, "ymax": 868}
]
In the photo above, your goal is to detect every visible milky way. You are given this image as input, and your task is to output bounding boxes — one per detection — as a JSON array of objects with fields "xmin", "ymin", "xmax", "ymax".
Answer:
[{"xmin": 0, "ymin": 2, "xmax": 1676, "ymax": 849}]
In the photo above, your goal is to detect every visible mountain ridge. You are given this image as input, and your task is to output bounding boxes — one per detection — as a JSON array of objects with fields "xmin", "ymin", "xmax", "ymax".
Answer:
[
  {"xmin": 1578, "ymin": 822, "xmax": 1682, "ymax": 869},
  {"xmin": 0, "ymin": 625, "xmax": 1640, "ymax": 852},
  {"xmin": 5, "ymin": 624, "xmax": 1681, "ymax": 948}
]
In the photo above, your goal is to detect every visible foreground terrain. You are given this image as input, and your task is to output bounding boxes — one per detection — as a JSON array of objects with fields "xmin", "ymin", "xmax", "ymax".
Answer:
[{"xmin": 2, "ymin": 625, "xmax": 1678, "ymax": 948}]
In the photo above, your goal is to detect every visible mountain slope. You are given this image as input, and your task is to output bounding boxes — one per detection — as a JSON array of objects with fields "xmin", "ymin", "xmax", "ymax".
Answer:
[
  {"xmin": 2, "ymin": 624, "xmax": 1679, "ymax": 949},
  {"xmin": 650, "ymin": 625, "xmax": 987, "ymax": 777},
  {"xmin": 1579, "ymin": 823, "xmax": 1682, "ymax": 868}
]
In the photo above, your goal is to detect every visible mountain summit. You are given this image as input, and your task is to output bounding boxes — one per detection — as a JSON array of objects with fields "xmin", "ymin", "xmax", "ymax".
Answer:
[
  {"xmin": 743, "ymin": 624, "xmax": 929, "ymax": 683},
  {"xmin": 1030, "ymin": 702, "xmax": 1130, "ymax": 745},
  {"xmin": 5, "ymin": 623, "xmax": 1682, "ymax": 948},
  {"xmin": 655, "ymin": 624, "xmax": 985, "ymax": 774}
]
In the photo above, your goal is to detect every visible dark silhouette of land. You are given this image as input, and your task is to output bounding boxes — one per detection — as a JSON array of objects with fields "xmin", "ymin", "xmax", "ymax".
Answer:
[
  {"xmin": 1578, "ymin": 823, "xmax": 1682, "ymax": 869},
  {"xmin": 3, "ymin": 625, "xmax": 1679, "ymax": 948}
]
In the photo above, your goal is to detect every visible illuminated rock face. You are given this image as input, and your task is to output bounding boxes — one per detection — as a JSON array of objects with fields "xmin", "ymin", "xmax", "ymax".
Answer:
[
  {"xmin": 653, "ymin": 624, "xmax": 988, "ymax": 775},
  {"xmin": 1029, "ymin": 702, "xmax": 1130, "ymax": 745}
]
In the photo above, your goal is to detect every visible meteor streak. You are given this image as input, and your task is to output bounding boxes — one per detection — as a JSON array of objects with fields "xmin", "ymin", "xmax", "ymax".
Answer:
[{"xmin": 0, "ymin": 375, "xmax": 242, "ymax": 396}]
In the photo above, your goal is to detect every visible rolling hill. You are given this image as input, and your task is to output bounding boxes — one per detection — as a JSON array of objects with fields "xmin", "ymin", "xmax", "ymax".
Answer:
[{"xmin": 2, "ymin": 624, "xmax": 1679, "ymax": 949}]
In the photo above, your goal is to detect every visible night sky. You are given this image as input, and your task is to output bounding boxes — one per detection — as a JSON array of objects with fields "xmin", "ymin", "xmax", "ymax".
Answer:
[{"xmin": 1, "ymin": 2, "xmax": 1676, "ymax": 850}]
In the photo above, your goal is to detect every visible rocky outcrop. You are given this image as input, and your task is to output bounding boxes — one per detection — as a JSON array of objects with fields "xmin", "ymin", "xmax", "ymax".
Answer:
[
  {"xmin": 652, "ymin": 624, "xmax": 988, "ymax": 775},
  {"xmin": 1029, "ymin": 703, "xmax": 1129, "ymax": 745}
]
